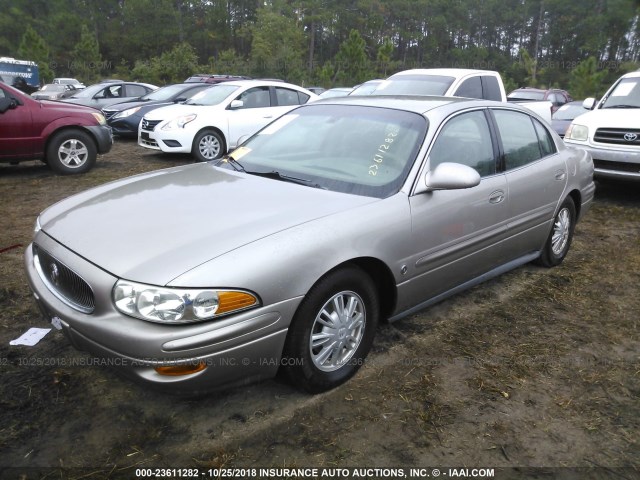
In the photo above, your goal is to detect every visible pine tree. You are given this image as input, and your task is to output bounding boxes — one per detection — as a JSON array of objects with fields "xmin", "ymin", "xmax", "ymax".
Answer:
[
  {"xmin": 17, "ymin": 25, "xmax": 54, "ymax": 84},
  {"xmin": 71, "ymin": 25, "xmax": 103, "ymax": 84}
]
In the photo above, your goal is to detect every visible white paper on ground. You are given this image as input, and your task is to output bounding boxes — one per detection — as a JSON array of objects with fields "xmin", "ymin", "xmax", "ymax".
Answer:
[{"xmin": 9, "ymin": 327, "xmax": 51, "ymax": 346}]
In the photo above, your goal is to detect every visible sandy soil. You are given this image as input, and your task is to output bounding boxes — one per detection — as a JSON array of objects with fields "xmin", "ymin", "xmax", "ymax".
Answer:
[{"xmin": 0, "ymin": 140, "xmax": 638, "ymax": 479}]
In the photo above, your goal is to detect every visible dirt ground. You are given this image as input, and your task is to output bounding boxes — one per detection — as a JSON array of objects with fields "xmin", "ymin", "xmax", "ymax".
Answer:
[{"xmin": 0, "ymin": 140, "xmax": 638, "ymax": 480}]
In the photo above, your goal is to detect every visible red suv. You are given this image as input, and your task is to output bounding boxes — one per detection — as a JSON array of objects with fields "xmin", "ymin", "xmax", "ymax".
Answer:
[{"xmin": 0, "ymin": 81, "xmax": 112, "ymax": 174}]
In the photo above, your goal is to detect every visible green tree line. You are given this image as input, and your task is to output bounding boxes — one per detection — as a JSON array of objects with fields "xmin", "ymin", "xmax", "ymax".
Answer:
[{"xmin": 1, "ymin": 0, "xmax": 639, "ymax": 97}]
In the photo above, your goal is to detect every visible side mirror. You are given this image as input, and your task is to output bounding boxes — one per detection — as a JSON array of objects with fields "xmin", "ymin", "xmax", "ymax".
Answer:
[
  {"xmin": 0, "ymin": 96, "xmax": 17, "ymax": 114},
  {"xmin": 229, "ymin": 99, "xmax": 244, "ymax": 110},
  {"xmin": 417, "ymin": 162, "xmax": 481, "ymax": 193},
  {"xmin": 582, "ymin": 98, "xmax": 596, "ymax": 110}
]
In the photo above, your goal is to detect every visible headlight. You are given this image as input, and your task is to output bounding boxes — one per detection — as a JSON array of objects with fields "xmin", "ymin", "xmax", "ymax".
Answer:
[
  {"xmin": 114, "ymin": 106, "xmax": 141, "ymax": 119},
  {"xmin": 91, "ymin": 112, "xmax": 107, "ymax": 125},
  {"xmin": 113, "ymin": 280, "xmax": 259, "ymax": 324},
  {"xmin": 161, "ymin": 114, "xmax": 197, "ymax": 131},
  {"xmin": 566, "ymin": 123, "xmax": 588, "ymax": 141}
]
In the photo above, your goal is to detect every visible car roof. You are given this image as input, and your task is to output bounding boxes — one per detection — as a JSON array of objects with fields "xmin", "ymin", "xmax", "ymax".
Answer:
[
  {"xmin": 389, "ymin": 68, "xmax": 500, "ymax": 77},
  {"xmin": 310, "ymin": 94, "xmax": 475, "ymax": 114},
  {"xmin": 218, "ymin": 79, "xmax": 312, "ymax": 90}
]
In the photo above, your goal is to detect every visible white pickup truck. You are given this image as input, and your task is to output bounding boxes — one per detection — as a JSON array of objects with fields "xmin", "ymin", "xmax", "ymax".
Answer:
[
  {"xmin": 372, "ymin": 68, "xmax": 553, "ymax": 123},
  {"xmin": 564, "ymin": 70, "xmax": 640, "ymax": 180}
]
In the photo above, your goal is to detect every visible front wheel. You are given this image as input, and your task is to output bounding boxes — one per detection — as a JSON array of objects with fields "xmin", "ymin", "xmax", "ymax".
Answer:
[
  {"xmin": 192, "ymin": 129, "xmax": 225, "ymax": 162},
  {"xmin": 282, "ymin": 266, "xmax": 379, "ymax": 393},
  {"xmin": 46, "ymin": 129, "xmax": 97, "ymax": 174},
  {"xmin": 536, "ymin": 196, "xmax": 576, "ymax": 267}
]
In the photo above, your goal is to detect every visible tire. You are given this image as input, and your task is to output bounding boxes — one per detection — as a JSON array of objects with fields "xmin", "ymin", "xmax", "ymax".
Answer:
[
  {"xmin": 46, "ymin": 129, "xmax": 97, "ymax": 175},
  {"xmin": 535, "ymin": 196, "xmax": 576, "ymax": 268},
  {"xmin": 282, "ymin": 266, "xmax": 379, "ymax": 393},
  {"xmin": 192, "ymin": 129, "xmax": 225, "ymax": 162}
]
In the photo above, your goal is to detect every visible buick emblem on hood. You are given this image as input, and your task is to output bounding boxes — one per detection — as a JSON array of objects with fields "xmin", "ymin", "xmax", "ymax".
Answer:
[
  {"xmin": 50, "ymin": 262, "xmax": 60, "ymax": 286},
  {"xmin": 624, "ymin": 133, "xmax": 638, "ymax": 142}
]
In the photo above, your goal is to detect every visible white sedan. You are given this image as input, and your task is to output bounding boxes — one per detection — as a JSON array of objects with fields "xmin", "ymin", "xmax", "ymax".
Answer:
[{"xmin": 138, "ymin": 80, "xmax": 318, "ymax": 161}]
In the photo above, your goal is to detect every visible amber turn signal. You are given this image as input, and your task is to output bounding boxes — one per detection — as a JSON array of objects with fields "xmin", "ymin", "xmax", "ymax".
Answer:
[{"xmin": 155, "ymin": 361, "xmax": 207, "ymax": 376}]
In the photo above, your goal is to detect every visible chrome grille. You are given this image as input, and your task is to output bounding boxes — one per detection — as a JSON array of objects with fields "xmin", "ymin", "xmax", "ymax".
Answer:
[
  {"xmin": 141, "ymin": 119, "xmax": 161, "ymax": 131},
  {"xmin": 594, "ymin": 128, "xmax": 640, "ymax": 146},
  {"xmin": 33, "ymin": 245, "xmax": 95, "ymax": 314}
]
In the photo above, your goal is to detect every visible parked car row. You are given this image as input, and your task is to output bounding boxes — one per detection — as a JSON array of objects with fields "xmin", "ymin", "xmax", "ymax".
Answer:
[{"xmin": 2, "ymin": 68, "xmax": 638, "ymax": 181}]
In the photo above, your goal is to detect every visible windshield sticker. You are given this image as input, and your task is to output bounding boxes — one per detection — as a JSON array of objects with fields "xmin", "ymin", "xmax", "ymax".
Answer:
[
  {"xmin": 369, "ymin": 126, "xmax": 399, "ymax": 176},
  {"xmin": 229, "ymin": 146, "xmax": 252, "ymax": 160},
  {"xmin": 260, "ymin": 114, "xmax": 299, "ymax": 135}
]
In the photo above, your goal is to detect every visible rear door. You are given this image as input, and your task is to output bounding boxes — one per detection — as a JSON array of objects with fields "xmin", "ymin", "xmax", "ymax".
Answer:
[
  {"xmin": 0, "ymin": 85, "xmax": 34, "ymax": 158},
  {"xmin": 490, "ymin": 108, "xmax": 567, "ymax": 258}
]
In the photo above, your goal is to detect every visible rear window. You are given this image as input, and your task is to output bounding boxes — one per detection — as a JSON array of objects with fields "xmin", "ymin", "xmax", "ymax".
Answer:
[
  {"xmin": 374, "ymin": 75, "xmax": 455, "ymax": 96},
  {"xmin": 508, "ymin": 90, "xmax": 545, "ymax": 101}
]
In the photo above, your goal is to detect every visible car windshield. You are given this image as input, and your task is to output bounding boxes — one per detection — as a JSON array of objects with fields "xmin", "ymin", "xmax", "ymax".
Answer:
[
  {"xmin": 41, "ymin": 84, "xmax": 65, "ymax": 92},
  {"xmin": 184, "ymin": 84, "xmax": 239, "ymax": 106},
  {"xmin": 600, "ymin": 77, "xmax": 640, "ymax": 108},
  {"xmin": 142, "ymin": 84, "xmax": 191, "ymax": 101},
  {"xmin": 373, "ymin": 75, "xmax": 455, "ymax": 96},
  {"xmin": 508, "ymin": 91, "xmax": 545, "ymax": 101},
  {"xmin": 350, "ymin": 81, "xmax": 382, "ymax": 95},
  {"xmin": 222, "ymin": 104, "xmax": 427, "ymax": 198},
  {"xmin": 70, "ymin": 83, "xmax": 107, "ymax": 98},
  {"xmin": 552, "ymin": 103, "xmax": 587, "ymax": 120}
]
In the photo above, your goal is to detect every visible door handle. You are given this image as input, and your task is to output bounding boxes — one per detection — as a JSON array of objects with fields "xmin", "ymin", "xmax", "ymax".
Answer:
[
  {"xmin": 555, "ymin": 170, "xmax": 566, "ymax": 181},
  {"xmin": 489, "ymin": 190, "xmax": 505, "ymax": 204},
  {"xmin": 263, "ymin": 115, "xmax": 274, "ymax": 119}
]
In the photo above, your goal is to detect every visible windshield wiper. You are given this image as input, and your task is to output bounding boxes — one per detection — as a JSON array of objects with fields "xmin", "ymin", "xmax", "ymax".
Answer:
[
  {"xmin": 603, "ymin": 104, "xmax": 640, "ymax": 109},
  {"xmin": 215, "ymin": 154, "xmax": 245, "ymax": 171},
  {"xmin": 245, "ymin": 170, "xmax": 326, "ymax": 189}
]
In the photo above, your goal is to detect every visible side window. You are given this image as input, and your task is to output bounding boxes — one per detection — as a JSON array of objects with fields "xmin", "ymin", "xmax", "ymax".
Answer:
[
  {"xmin": 236, "ymin": 87, "xmax": 271, "ymax": 109},
  {"xmin": 97, "ymin": 85, "xmax": 122, "ymax": 99},
  {"xmin": 275, "ymin": 87, "xmax": 304, "ymax": 106},
  {"xmin": 481, "ymin": 76, "xmax": 503, "ymax": 101},
  {"xmin": 429, "ymin": 110, "xmax": 496, "ymax": 177},
  {"xmin": 126, "ymin": 84, "xmax": 147, "ymax": 97},
  {"xmin": 547, "ymin": 93, "xmax": 558, "ymax": 105},
  {"xmin": 454, "ymin": 77, "xmax": 483, "ymax": 99},
  {"xmin": 493, "ymin": 110, "xmax": 542, "ymax": 170},
  {"xmin": 533, "ymin": 119, "xmax": 557, "ymax": 157}
]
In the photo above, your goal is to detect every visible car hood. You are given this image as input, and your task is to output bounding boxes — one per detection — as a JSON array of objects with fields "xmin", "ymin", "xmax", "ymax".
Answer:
[
  {"xmin": 39, "ymin": 164, "xmax": 376, "ymax": 285},
  {"xmin": 144, "ymin": 103, "xmax": 212, "ymax": 121},
  {"xmin": 103, "ymin": 99, "xmax": 170, "ymax": 113},
  {"xmin": 38, "ymin": 99, "xmax": 101, "ymax": 114},
  {"xmin": 578, "ymin": 108, "xmax": 640, "ymax": 128}
]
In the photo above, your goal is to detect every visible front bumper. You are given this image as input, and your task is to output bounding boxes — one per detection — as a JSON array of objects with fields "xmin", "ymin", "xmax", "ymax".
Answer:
[
  {"xmin": 24, "ymin": 234, "xmax": 301, "ymax": 394},
  {"xmin": 564, "ymin": 140, "xmax": 640, "ymax": 180},
  {"xmin": 107, "ymin": 117, "xmax": 139, "ymax": 138},
  {"xmin": 138, "ymin": 126, "xmax": 192, "ymax": 154},
  {"xmin": 86, "ymin": 125, "xmax": 113, "ymax": 154}
]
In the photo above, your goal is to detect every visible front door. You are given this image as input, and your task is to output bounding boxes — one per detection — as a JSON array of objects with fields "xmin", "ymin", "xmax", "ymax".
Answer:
[{"xmin": 401, "ymin": 109, "xmax": 510, "ymax": 306}]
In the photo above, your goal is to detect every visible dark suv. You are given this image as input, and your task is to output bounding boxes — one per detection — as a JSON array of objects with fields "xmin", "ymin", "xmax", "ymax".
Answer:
[
  {"xmin": 0, "ymin": 81, "xmax": 112, "ymax": 174},
  {"xmin": 184, "ymin": 74, "xmax": 251, "ymax": 84},
  {"xmin": 507, "ymin": 87, "xmax": 573, "ymax": 112}
]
